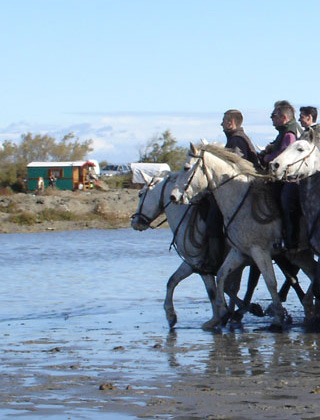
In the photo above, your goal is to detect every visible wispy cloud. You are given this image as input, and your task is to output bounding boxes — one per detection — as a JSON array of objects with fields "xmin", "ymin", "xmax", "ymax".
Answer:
[{"xmin": 0, "ymin": 111, "xmax": 275, "ymax": 164}]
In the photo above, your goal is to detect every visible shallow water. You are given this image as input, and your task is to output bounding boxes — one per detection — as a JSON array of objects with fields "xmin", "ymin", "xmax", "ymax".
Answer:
[{"xmin": 0, "ymin": 228, "xmax": 319, "ymax": 419}]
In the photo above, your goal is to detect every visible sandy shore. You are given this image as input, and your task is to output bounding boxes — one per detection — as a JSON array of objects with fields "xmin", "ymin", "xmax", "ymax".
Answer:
[{"xmin": 0, "ymin": 188, "xmax": 141, "ymax": 234}]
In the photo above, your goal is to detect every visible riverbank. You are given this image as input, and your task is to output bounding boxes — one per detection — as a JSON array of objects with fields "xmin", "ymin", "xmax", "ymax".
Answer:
[{"xmin": 0, "ymin": 188, "xmax": 141, "ymax": 234}]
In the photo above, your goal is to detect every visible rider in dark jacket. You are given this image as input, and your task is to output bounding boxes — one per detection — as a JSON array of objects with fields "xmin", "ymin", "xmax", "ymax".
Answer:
[
  {"xmin": 222, "ymin": 110, "xmax": 260, "ymax": 168},
  {"xmin": 204, "ymin": 110, "xmax": 259, "ymax": 272}
]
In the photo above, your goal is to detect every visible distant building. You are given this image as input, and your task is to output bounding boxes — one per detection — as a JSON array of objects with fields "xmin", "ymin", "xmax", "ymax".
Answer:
[{"xmin": 27, "ymin": 161, "xmax": 100, "ymax": 191}]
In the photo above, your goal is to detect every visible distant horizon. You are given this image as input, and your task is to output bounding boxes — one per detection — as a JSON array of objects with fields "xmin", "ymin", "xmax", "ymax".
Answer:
[
  {"xmin": 0, "ymin": 105, "xmax": 315, "ymax": 164},
  {"xmin": 0, "ymin": 108, "xmax": 280, "ymax": 164}
]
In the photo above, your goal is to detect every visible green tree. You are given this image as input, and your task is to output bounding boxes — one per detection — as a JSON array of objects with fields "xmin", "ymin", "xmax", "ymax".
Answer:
[
  {"xmin": 0, "ymin": 132, "xmax": 93, "ymax": 188},
  {"xmin": 139, "ymin": 130, "xmax": 188, "ymax": 171}
]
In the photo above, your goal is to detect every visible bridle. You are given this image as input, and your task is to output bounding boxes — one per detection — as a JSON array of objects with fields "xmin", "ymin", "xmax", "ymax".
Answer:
[
  {"xmin": 181, "ymin": 147, "xmax": 251, "ymax": 244},
  {"xmin": 282, "ymin": 143, "xmax": 316, "ymax": 182},
  {"xmin": 131, "ymin": 176, "xmax": 171, "ymax": 228},
  {"xmin": 183, "ymin": 147, "xmax": 243, "ymax": 198}
]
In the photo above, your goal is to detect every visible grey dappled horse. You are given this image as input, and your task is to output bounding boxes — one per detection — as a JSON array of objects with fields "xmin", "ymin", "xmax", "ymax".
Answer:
[
  {"xmin": 170, "ymin": 143, "xmax": 317, "ymax": 329},
  {"xmin": 131, "ymin": 171, "xmax": 302, "ymax": 329}
]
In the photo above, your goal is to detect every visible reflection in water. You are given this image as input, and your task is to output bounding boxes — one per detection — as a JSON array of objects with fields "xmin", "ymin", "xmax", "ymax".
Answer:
[
  {"xmin": 2, "ymin": 228, "xmax": 320, "ymax": 419},
  {"xmin": 165, "ymin": 328, "xmax": 320, "ymax": 379},
  {"xmin": 1, "ymin": 229, "xmax": 320, "ymax": 385}
]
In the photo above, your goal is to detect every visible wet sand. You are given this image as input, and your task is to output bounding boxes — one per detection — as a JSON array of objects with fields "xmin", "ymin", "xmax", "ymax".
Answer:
[{"xmin": 2, "ymin": 308, "xmax": 320, "ymax": 419}]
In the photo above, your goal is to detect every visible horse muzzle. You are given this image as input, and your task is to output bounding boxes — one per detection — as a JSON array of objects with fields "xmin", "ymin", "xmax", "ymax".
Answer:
[
  {"xmin": 269, "ymin": 161, "xmax": 286, "ymax": 181},
  {"xmin": 131, "ymin": 215, "xmax": 150, "ymax": 231}
]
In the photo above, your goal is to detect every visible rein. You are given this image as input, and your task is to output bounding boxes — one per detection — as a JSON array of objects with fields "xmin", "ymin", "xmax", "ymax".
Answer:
[
  {"xmin": 131, "ymin": 176, "xmax": 171, "ymax": 229},
  {"xmin": 187, "ymin": 148, "xmax": 249, "ymax": 237},
  {"xmin": 169, "ymin": 204, "xmax": 193, "ymax": 252},
  {"xmin": 187, "ymin": 149, "xmax": 241, "ymax": 194}
]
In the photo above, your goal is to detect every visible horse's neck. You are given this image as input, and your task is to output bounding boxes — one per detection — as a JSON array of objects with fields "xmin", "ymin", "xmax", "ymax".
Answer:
[
  {"xmin": 164, "ymin": 181, "xmax": 203, "ymax": 233},
  {"xmin": 209, "ymin": 162, "xmax": 251, "ymax": 220}
]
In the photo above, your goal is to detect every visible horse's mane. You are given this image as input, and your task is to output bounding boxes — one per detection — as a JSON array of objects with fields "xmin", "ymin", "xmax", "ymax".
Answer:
[{"xmin": 201, "ymin": 143, "xmax": 267, "ymax": 180}]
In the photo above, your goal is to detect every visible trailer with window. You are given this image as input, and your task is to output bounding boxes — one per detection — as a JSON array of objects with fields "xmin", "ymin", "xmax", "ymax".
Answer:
[{"xmin": 27, "ymin": 161, "xmax": 99, "ymax": 191}]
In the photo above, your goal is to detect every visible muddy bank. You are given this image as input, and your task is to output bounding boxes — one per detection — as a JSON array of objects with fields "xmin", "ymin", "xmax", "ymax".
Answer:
[{"xmin": 0, "ymin": 188, "xmax": 141, "ymax": 233}]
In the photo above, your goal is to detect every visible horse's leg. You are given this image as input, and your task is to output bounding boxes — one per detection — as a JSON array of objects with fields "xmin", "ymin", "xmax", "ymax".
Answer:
[
  {"xmin": 224, "ymin": 266, "xmax": 244, "ymax": 314},
  {"xmin": 164, "ymin": 262, "xmax": 193, "ymax": 328},
  {"xmin": 232, "ymin": 264, "xmax": 264, "ymax": 319},
  {"xmin": 202, "ymin": 248, "xmax": 246, "ymax": 330},
  {"xmin": 251, "ymin": 246, "xmax": 285, "ymax": 328},
  {"xmin": 274, "ymin": 255, "xmax": 305, "ymax": 303},
  {"xmin": 243, "ymin": 265, "xmax": 260, "ymax": 306},
  {"xmin": 313, "ymin": 258, "xmax": 320, "ymax": 301},
  {"xmin": 289, "ymin": 250, "xmax": 317, "ymax": 319},
  {"xmin": 200, "ymin": 273, "xmax": 217, "ymax": 321}
]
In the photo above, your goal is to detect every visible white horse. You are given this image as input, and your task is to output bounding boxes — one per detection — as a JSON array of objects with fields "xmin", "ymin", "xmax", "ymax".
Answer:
[
  {"xmin": 270, "ymin": 138, "xmax": 320, "ymax": 298},
  {"xmin": 132, "ymin": 171, "xmax": 304, "ymax": 329},
  {"xmin": 131, "ymin": 172, "xmax": 268, "ymax": 329},
  {"xmin": 170, "ymin": 143, "xmax": 317, "ymax": 329},
  {"xmin": 269, "ymin": 138, "xmax": 320, "ymax": 182}
]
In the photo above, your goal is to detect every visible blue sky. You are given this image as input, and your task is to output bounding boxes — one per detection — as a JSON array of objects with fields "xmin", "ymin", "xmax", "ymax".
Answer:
[{"xmin": 1, "ymin": 0, "xmax": 320, "ymax": 164}]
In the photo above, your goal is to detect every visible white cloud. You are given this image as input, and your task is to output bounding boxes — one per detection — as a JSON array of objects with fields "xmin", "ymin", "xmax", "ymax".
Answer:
[{"xmin": 0, "ymin": 110, "xmax": 279, "ymax": 164}]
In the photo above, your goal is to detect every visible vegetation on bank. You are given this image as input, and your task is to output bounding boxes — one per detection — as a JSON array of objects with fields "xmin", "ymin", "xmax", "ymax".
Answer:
[
  {"xmin": 0, "ymin": 132, "xmax": 93, "ymax": 189},
  {"xmin": 0, "ymin": 129, "xmax": 188, "ymax": 193},
  {"xmin": 139, "ymin": 129, "xmax": 188, "ymax": 171}
]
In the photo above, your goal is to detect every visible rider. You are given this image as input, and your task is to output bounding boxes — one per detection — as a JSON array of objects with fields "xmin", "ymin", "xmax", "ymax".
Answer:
[
  {"xmin": 260, "ymin": 100, "xmax": 302, "ymax": 250},
  {"xmin": 222, "ymin": 109, "xmax": 260, "ymax": 169},
  {"xmin": 204, "ymin": 110, "xmax": 260, "ymax": 272},
  {"xmin": 299, "ymin": 106, "xmax": 320, "ymax": 140}
]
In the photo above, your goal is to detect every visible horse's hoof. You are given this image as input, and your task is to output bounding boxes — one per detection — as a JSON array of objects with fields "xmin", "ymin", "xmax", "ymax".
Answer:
[
  {"xmin": 268, "ymin": 323, "xmax": 283, "ymax": 333},
  {"xmin": 202, "ymin": 319, "xmax": 220, "ymax": 330},
  {"xmin": 221, "ymin": 311, "xmax": 231, "ymax": 326},
  {"xmin": 167, "ymin": 314, "xmax": 177, "ymax": 329},
  {"xmin": 249, "ymin": 303, "xmax": 264, "ymax": 317},
  {"xmin": 230, "ymin": 310, "xmax": 244, "ymax": 323}
]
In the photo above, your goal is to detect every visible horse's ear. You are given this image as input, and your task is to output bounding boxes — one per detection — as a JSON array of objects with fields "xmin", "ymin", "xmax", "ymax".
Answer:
[
  {"xmin": 200, "ymin": 138, "xmax": 209, "ymax": 145},
  {"xmin": 139, "ymin": 170, "xmax": 153, "ymax": 184},
  {"xmin": 190, "ymin": 142, "xmax": 197, "ymax": 154}
]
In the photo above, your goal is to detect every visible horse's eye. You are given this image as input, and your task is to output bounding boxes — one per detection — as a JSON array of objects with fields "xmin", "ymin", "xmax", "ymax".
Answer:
[
  {"xmin": 297, "ymin": 147, "xmax": 304, "ymax": 152},
  {"xmin": 184, "ymin": 163, "xmax": 191, "ymax": 171}
]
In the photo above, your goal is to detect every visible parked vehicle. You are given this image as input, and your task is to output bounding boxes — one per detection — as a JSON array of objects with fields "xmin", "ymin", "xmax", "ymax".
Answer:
[{"xmin": 100, "ymin": 164, "xmax": 131, "ymax": 177}]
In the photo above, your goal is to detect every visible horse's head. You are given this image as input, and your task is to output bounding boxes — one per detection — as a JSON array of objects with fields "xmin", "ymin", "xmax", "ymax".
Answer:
[
  {"xmin": 269, "ymin": 139, "xmax": 320, "ymax": 181},
  {"xmin": 131, "ymin": 172, "xmax": 168, "ymax": 231},
  {"xmin": 170, "ymin": 143, "xmax": 209, "ymax": 205}
]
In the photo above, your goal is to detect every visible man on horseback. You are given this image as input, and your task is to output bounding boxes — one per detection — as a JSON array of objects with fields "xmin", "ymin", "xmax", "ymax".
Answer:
[
  {"xmin": 205, "ymin": 110, "xmax": 260, "ymax": 271},
  {"xmin": 221, "ymin": 109, "xmax": 260, "ymax": 169},
  {"xmin": 261, "ymin": 101, "xmax": 302, "ymax": 250},
  {"xmin": 299, "ymin": 106, "xmax": 320, "ymax": 141}
]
